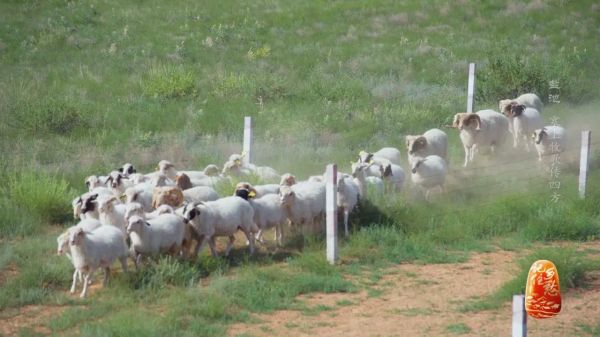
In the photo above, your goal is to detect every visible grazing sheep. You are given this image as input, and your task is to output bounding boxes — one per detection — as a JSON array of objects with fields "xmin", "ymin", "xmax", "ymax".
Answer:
[
  {"xmin": 182, "ymin": 197, "xmax": 257, "ymax": 257},
  {"xmin": 405, "ymin": 128, "xmax": 448, "ymax": 165},
  {"xmin": 379, "ymin": 163, "xmax": 405, "ymax": 193},
  {"xmin": 451, "ymin": 110, "xmax": 510, "ymax": 167},
  {"xmin": 280, "ymin": 173, "xmax": 297, "ymax": 187},
  {"xmin": 84, "ymin": 175, "xmax": 108, "ymax": 191},
  {"xmin": 68, "ymin": 225, "xmax": 128, "ymax": 298},
  {"xmin": 236, "ymin": 189, "xmax": 287, "ymax": 245},
  {"xmin": 97, "ymin": 196, "xmax": 127, "ymax": 235},
  {"xmin": 351, "ymin": 162, "xmax": 384, "ymax": 198},
  {"xmin": 499, "ymin": 93, "xmax": 543, "ymax": 116},
  {"xmin": 358, "ymin": 147, "xmax": 402, "ymax": 166},
  {"xmin": 125, "ymin": 183, "xmax": 154, "ymax": 212},
  {"xmin": 410, "ymin": 155, "xmax": 447, "ymax": 201},
  {"xmin": 279, "ymin": 181, "xmax": 326, "ymax": 232},
  {"xmin": 151, "ymin": 186, "xmax": 184, "ymax": 209},
  {"xmin": 126, "ymin": 214, "xmax": 188, "ymax": 268},
  {"xmin": 183, "ymin": 186, "xmax": 219, "ymax": 203},
  {"xmin": 336, "ymin": 174, "xmax": 360, "ymax": 237},
  {"xmin": 124, "ymin": 202, "xmax": 175, "ymax": 222},
  {"xmin": 505, "ymin": 103, "xmax": 544, "ymax": 151},
  {"xmin": 533, "ymin": 126, "xmax": 567, "ymax": 162}
]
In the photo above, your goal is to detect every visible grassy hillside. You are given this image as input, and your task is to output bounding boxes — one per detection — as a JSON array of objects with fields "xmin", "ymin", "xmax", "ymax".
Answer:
[{"xmin": 1, "ymin": 1, "xmax": 600, "ymax": 336}]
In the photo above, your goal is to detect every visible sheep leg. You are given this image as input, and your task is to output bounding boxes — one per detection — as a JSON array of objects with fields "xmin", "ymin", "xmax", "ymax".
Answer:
[
  {"xmin": 193, "ymin": 236, "xmax": 208, "ymax": 256},
  {"xmin": 81, "ymin": 267, "xmax": 95, "ymax": 298},
  {"xmin": 134, "ymin": 253, "xmax": 142, "ymax": 270},
  {"xmin": 463, "ymin": 146, "xmax": 470, "ymax": 167},
  {"xmin": 224, "ymin": 235, "xmax": 235, "ymax": 256},
  {"xmin": 255, "ymin": 229, "xmax": 265, "ymax": 244},
  {"xmin": 70, "ymin": 269, "xmax": 79, "ymax": 294},
  {"xmin": 102, "ymin": 267, "xmax": 110, "ymax": 287},
  {"xmin": 344, "ymin": 210, "xmax": 349, "ymax": 238},
  {"xmin": 207, "ymin": 237, "xmax": 218, "ymax": 257},
  {"xmin": 120, "ymin": 256, "xmax": 128, "ymax": 274},
  {"xmin": 275, "ymin": 224, "xmax": 283, "ymax": 246}
]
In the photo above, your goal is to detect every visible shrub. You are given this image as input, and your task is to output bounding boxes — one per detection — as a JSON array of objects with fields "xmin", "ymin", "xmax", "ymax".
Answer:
[
  {"xmin": 6, "ymin": 96, "xmax": 88, "ymax": 136},
  {"xmin": 142, "ymin": 64, "xmax": 196, "ymax": 99},
  {"xmin": 3, "ymin": 171, "xmax": 73, "ymax": 226}
]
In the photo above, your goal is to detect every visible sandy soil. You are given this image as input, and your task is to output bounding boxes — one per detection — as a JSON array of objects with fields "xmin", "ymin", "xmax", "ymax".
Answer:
[{"xmin": 229, "ymin": 243, "xmax": 600, "ymax": 337}]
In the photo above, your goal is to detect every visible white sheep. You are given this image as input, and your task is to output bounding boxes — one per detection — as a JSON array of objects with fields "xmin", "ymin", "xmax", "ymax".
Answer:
[
  {"xmin": 410, "ymin": 155, "xmax": 447, "ymax": 201},
  {"xmin": 336, "ymin": 174, "xmax": 360, "ymax": 237},
  {"xmin": 233, "ymin": 182, "xmax": 279, "ymax": 199},
  {"xmin": 358, "ymin": 147, "xmax": 402, "ymax": 166},
  {"xmin": 182, "ymin": 197, "xmax": 257, "ymax": 257},
  {"xmin": 235, "ymin": 189, "xmax": 287, "ymax": 245},
  {"xmin": 126, "ymin": 214, "xmax": 188, "ymax": 268},
  {"xmin": 351, "ymin": 162, "xmax": 384, "ymax": 198},
  {"xmin": 84, "ymin": 175, "xmax": 108, "ymax": 191},
  {"xmin": 106, "ymin": 171, "xmax": 135, "ymax": 196},
  {"xmin": 118, "ymin": 163, "xmax": 137, "ymax": 177},
  {"xmin": 280, "ymin": 173, "xmax": 297, "ymax": 186},
  {"xmin": 125, "ymin": 183, "xmax": 154, "ymax": 212},
  {"xmin": 57, "ymin": 219, "xmax": 103, "ymax": 284},
  {"xmin": 505, "ymin": 103, "xmax": 544, "ymax": 151},
  {"xmin": 405, "ymin": 128, "xmax": 448, "ymax": 165},
  {"xmin": 279, "ymin": 181, "xmax": 326, "ymax": 232},
  {"xmin": 97, "ymin": 196, "xmax": 127, "ymax": 235},
  {"xmin": 124, "ymin": 202, "xmax": 175, "ymax": 222},
  {"xmin": 68, "ymin": 225, "xmax": 128, "ymax": 298},
  {"xmin": 499, "ymin": 93, "xmax": 543, "ymax": 116},
  {"xmin": 183, "ymin": 186, "xmax": 219, "ymax": 203},
  {"xmin": 451, "ymin": 110, "xmax": 510, "ymax": 167},
  {"xmin": 379, "ymin": 163, "xmax": 405, "ymax": 193},
  {"xmin": 533, "ymin": 126, "xmax": 567, "ymax": 162},
  {"xmin": 78, "ymin": 188, "xmax": 115, "ymax": 220}
]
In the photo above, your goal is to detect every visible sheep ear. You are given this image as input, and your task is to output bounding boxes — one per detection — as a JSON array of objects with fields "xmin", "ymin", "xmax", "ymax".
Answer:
[
  {"xmin": 145, "ymin": 221, "xmax": 151, "ymax": 227},
  {"xmin": 90, "ymin": 193, "xmax": 99, "ymax": 201},
  {"xmin": 118, "ymin": 168, "xmax": 124, "ymax": 173},
  {"xmin": 85, "ymin": 181, "xmax": 90, "ymax": 187}
]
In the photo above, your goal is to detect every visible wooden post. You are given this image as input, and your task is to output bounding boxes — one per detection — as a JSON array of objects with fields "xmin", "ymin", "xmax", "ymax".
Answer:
[
  {"xmin": 243, "ymin": 116, "xmax": 253, "ymax": 167},
  {"xmin": 512, "ymin": 294, "xmax": 527, "ymax": 337},
  {"xmin": 326, "ymin": 164, "xmax": 338, "ymax": 265},
  {"xmin": 467, "ymin": 63, "xmax": 476, "ymax": 113},
  {"xmin": 579, "ymin": 130, "xmax": 591, "ymax": 199}
]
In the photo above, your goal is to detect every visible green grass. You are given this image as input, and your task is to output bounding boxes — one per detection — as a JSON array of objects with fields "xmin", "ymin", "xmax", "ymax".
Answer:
[
  {"xmin": 445, "ymin": 323, "xmax": 472, "ymax": 335},
  {"xmin": 1, "ymin": 0, "xmax": 600, "ymax": 335}
]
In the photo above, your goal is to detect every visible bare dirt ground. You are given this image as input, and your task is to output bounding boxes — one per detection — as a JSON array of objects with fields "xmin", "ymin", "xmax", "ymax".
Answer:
[{"xmin": 229, "ymin": 242, "xmax": 600, "ymax": 337}]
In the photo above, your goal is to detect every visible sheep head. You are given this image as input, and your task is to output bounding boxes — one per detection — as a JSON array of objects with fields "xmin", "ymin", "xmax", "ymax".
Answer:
[
  {"xmin": 406, "ymin": 135, "xmax": 427, "ymax": 155},
  {"xmin": 80, "ymin": 193, "xmax": 99, "ymax": 214},
  {"xmin": 234, "ymin": 182, "xmax": 257, "ymax": 198},
  {"xmin": 118, "ymin": 163, "xmax": 136, "ymax": 177},
  {"xmin": 358, "ymin": 150, "xmax": 374, "ymax": 164},
  {"xmin": 126, "ymin": 215, "xmax": 147, "ymax": 234},
  {"xmin": 411, "ymin": 158, "xmax": 426, "ymax": 174},
  {"xmin": 175, "ymin": 173, "xmax": 193, "ymax": 190},
  {"xmin": 182, "ymin": 202, "xmax": 203, "ymax": 223},
  {"xmin": 69, "ymin": 227, "xmax": 85, "ymax": 246},
  {"xmin": 203, "ymin": 164, "xmax": 220, "ymax": 177},
  {"xmin": 381, "ymin": 164, "xmax": 393, "ymax": 178},
  {"xmin": 106, "ymin": 171, "xmax": 124, "ymax": 189},
  {"xmin": 280, "ymin": 173, "xmax": 297, "ymax": 186},
  {"xmin": 97, "ymin": 196, "xmax": 118, "ymax": 214},
  {"xmin": 124, "ymin": 202, "xmax": 144, "ymax": 222},
  {"xmin": 452, "ymin": 113, "xmax": 481, "ymax": 131},
  {"xmin": 499, "ymin": 99, "xmax": 513, "ymax": 116},
  {"xmin": 509, "ymin": 103, "xmax": 526, "ymax": 117},
  {"xmin": 533, "ymin": 128, "xmax": 547, "ymax": 144},
  {"xmin": 279, "ymin": 186, "xmax": 294, "ymax": 205}
]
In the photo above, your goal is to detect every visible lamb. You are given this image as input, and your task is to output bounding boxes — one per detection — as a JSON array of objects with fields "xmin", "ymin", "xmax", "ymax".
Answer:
[
  {"xmin": 124, "ymin": 202, "xmax": 175, "ymax": 222},
  {"xmin": 358, "ymin": 147, "xmax": 402, "ymax": 166},
  {"xmin": 379, "ymin": 163, "xmax": 405, "ymax": 193},
  {"xmin": 182, "ymin": 197, "xmax": 257, "ymax": 257},
  {"xmin": 505, "ymin": 103, "xmax": 544, "ymax": 151},
  {"xmin": 125, "ymin": 183, "xmax": 154, "ymax": 212},
  {"xmin": 126, "ymin": 214, "xmax": 188, "ymax": 268},
  {"xmin": 68, "ymin": 225, "xmax": 128, "ymax": 298},
  {"xmin": 336, "ymin": 174, "xmax": 360, "ymax": 237},
  {"xmin": 405, "ymin": 128, "xmax": 448, "ymax": 165},
  {"xmin": 236, "ymin": 189, "xmax": 287, "ymax": 245},
  {"xmin": 97, "ymin": 196, "xmax": 127, "ymax": 235},
  {"xmin": 451, "ymin": 110, "xmax": 510, "ymax": 167},
  {"xmin": 151, "ymin": 186, "xmax": 184, "ymax": 209},
  {"xmin": 532, "ymin": 126, "xmax": 567, "ymax": 162},
  {"xmin": 351, "ymin": 162, "xmax": 384, "ymax": 198},
  {"xmin": 84, "ymin": 175, "xmax": 108, "ymax": 191},
  {"xmin": 499, "ymin": 93, "xmax": 543, "ymax": 116},
  {"xmin": 279, "ymin": 181, "xmax": 326, "ymax": 232},
  {"xmin": 183, "ymin": 186, "xmax": 219, "ymax": 203},
  {"xmin": 410, "ymin": 155, "xmax": 447, "ymax": 201}
]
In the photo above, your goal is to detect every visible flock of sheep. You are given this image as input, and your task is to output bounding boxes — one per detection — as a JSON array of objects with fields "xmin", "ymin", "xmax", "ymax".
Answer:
[{"xmin": 57, "ymin": 92, "xmax": 567, "ymax": 298}]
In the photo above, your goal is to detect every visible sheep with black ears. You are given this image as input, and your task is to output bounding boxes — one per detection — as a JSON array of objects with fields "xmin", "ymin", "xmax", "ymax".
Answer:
[
  {"xmin": 358, "ymin": 147, "xmax": 402, "ymax": 166},
  {"xmin": 504, "ymin": 103, "xmax": 544, "ymax": 151},
  {"xmin": 532, "ymin": 126, "xmax": 567, "ymax": 162},
  {"xmin": 126, "ymin": 214, "xmax": 189, "ymax": 268},
  {"xmin": 124, "ymin": 202, "xmax": 175, "ymax": 222},
  {"xmin": 182, "ymin": 197, "xmax": 257, "ymax": 257},
  {"xmin": 351, "ymin": 162, "xmax": 384, "ymax": 198},
  {"xmin": 499, "ymin": 93, "xmax": 543, "ymax": 116},
  {"xmin": 279, "ymin": 181, "xmax": 326, "ymax": 232},
  {"xmin": 68, "ymin": 225, "xmax": 128, "ymax": 298},
  {"xmin": 97, "ymin": 195, "xmax": 128, "ymax": 235},
  {"xmin": 236, "ymin": 188, "xmax": 287, "ymax": 245}
]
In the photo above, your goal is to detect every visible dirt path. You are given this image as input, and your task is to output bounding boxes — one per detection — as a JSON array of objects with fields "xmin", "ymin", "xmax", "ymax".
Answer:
[{"xmin": 229, "ymin": 243, "xmax": 600, "ymax": 337}]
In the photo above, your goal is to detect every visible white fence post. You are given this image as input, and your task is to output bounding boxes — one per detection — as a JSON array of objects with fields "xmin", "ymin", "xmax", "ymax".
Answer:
[
  {"xmin": 579, "ymin": 130, "xmax": 591, "ymax": 199},
  {"xmin": 243, "ymin": 116, "xmax": 253, "ymax": 167},
  {"xmin": 467, "ymin": 62, "xmax": 476, "ymax": 113},
  {"xmin": 512, "ymin": 294, "xmax": 527, "ymax": 337},
  {"xmin": 326, "ymin": 164, "xmax": 338, "ymax": 265}
]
